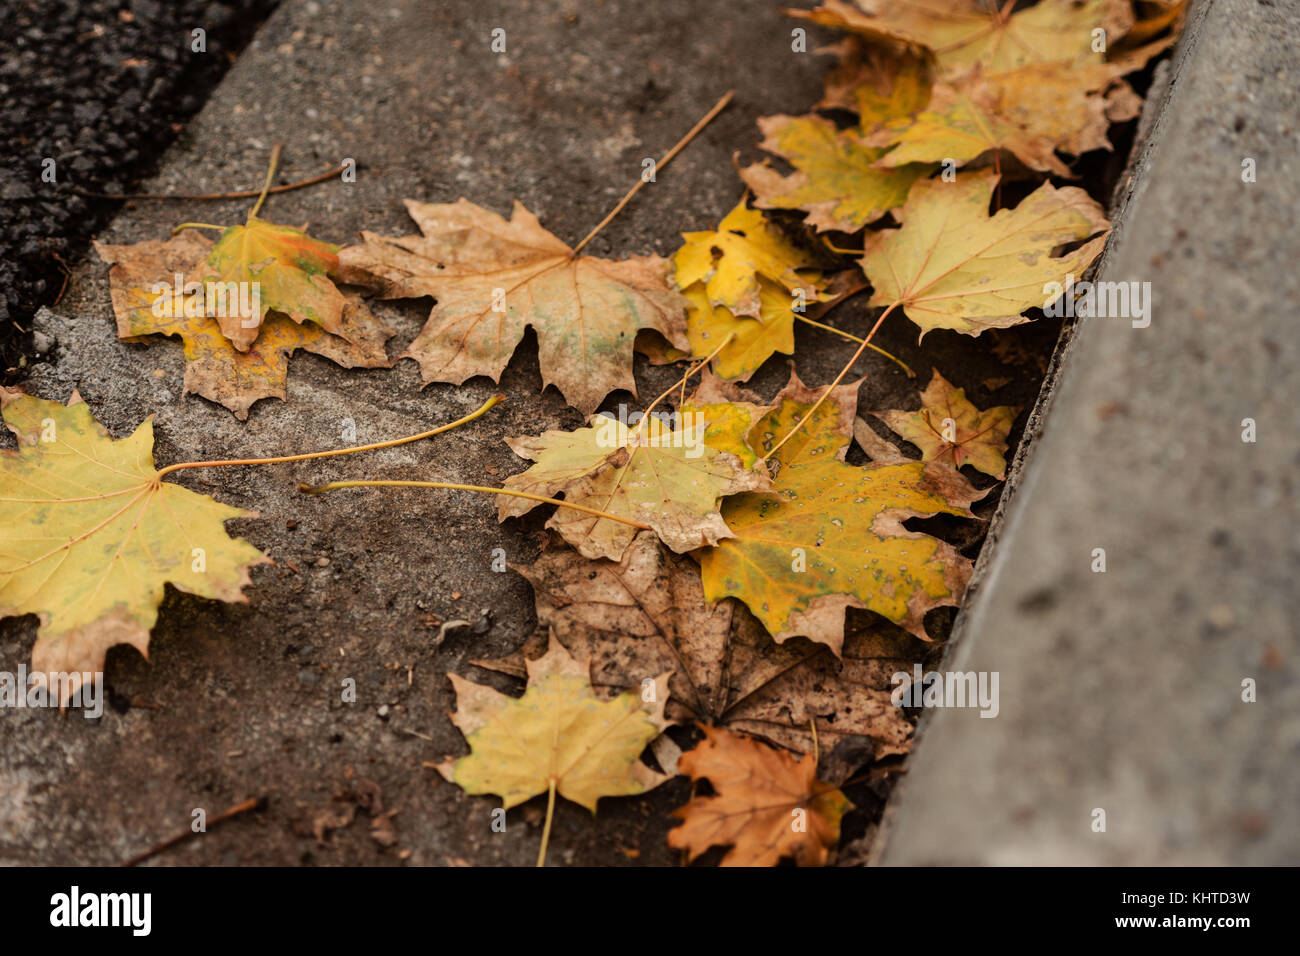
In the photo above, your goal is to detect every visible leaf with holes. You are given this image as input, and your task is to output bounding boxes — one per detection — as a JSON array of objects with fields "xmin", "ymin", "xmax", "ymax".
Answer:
[
  {"xmin": 673, "ymin": 202, "xmax": 824, "ymax": 319},
  {"xmin": 0, "ymin": 390, "xmax": 268, "ymax": 704},
  {"xmin": 699, "ymin": 372, "xmax": 981, "ymax": 651},
  {"xmin": 479, "ymin": 529, "xmax": 916, "ymax": 758}
]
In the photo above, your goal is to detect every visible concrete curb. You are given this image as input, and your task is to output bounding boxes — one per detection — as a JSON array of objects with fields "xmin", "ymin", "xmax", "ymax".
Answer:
[{"xmin": 875, "ymin": 0, "xmax": 1300, "ymax": 865}]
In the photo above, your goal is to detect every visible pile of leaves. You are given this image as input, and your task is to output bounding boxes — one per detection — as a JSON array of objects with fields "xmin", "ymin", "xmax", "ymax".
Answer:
[{"xmin": 0, "ymin": 0, "xmax": 1185, "ymax": 865}]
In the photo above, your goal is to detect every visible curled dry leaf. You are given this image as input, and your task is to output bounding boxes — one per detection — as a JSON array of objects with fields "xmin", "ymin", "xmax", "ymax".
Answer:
[
  {"xmin": 339, "ymin": 198, "xmax": 689, "ymax": 415},
  {"xmin": 788, "ymin": 0, "xmax": 1131, "ymax": 76},
  {"xmin": 860, "ymin": 169, "xmax": 1109, "ymax": 337},
  {"xmin": 699, "ymin": 371, "xmax": 982, "ymax": 650},
  {"xmin": 869, "ymin": 61, "xmax": 1149, "ymax": 177},
  {"xmin": 487, "ymin": 529, "xmax": 915, "ymax": 758},
  {"xmin": 197, "ymin": 216, "xmax": 348, "ymax": 351},
  {"xmin": 673, "ymin": 202, "xmax": 823, "ymax": 318},
  {"xmin": 0, "ymin": 390, "xmax": 268, "ymax": 704},
  {"xmin": 1124, "ymin": 0, "xmax": 1187, "ymax": 46},
  {"xmin": 96, "ymin": 233, "xmax": 394, "ymax": 420},
  {"xmin": 872, "ymin": 369, "xmax": 1020, "ymax": 479},
  {"xmin": 670, "ymin": 725, "xmax": 852, "ymax": 867},
  {"xmin": 497, "ymin": 399, "xmax": 770, "ymax": 562},
  {"xmin": 435, "ymin": 636, "xmax": 670, "ymax": 812},
  {"xmin": 739, "ymin": 113, "xmax": 931, "ymax": 232},
  {"xmin": 814, "ymin": 37, "xmax": 933, "ymax": 128}
]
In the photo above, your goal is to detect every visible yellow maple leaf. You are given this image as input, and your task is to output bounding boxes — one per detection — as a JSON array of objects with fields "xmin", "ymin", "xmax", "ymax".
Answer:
[
  {"xmin": 338, "ymin": 198, "xmax": 688, "ymax": 415},
  {"xmin": 684, "ymin": 280, "xmax": 796, "ymax": 383},
  {"xmin": 740, "ymin": 113, "xmax": 932, "ymax": 232},
  {"xmin": 0, "ymin": 390, "xmax": 268, "ymax": 703},
  {"xmin": 670, "ymin": 725, "xmax": 852, "ymax": 867},
  {"xmin": 872, "ymin": 369, "xmax": 1021, "ymax": 479},
  {"xmin": 859, "ymin": 169, "xmax": 1109, "ymax": 337},
  {"xmin": 436, "ymin": 637, "xmax": 670, "ymax": 864},
  {"xmin": 673, "ymin": 202, "xmax": 823, "ymax": 318},
  {"xmin": 96, "ymin": 234, "xmax": 393, "ymax": 420},
  {"xmin": 699, "ymin": 373, "xmax": 980, "ymax": 651}
]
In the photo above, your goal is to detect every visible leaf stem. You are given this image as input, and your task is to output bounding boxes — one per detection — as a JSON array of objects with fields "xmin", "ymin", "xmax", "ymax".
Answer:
[
  {"xmin": 298, "ymin": 480, "xmax": 652, "ymax": 530},
  {"xmin": 170, "ymin": 222, "xmax": 227, "ymax": 235},
  {"xmin": 155, "ymin": 394, "xmax": 505, "ymax": 478},
  {"xmin": 71, "ymin": 162, "xmax": 347, "ymax": 202},
  {"xmin": 822, "ymin": 239, "xmax": 863, "ymax": 257},
  {"xmin": 537, "ymin": 779, "xmax": 557, "ymax": 867},
  {"xmin": 637, "ymin": 330, "xmax": 735, "ymax": 437},
  {"xmin": 793, "ymin": 314, "xmax": 914, "ymax": 376},
  {"xmin": 248, "ymin": 143, "xmax": 283, "ymax": 219},
  {"xmin": 764, "ymin": 301, "xmax": 901, "ymax": 464},
  {"xmin": 571, "ymin": 90, "xmax": 734, "ymax": 255}
]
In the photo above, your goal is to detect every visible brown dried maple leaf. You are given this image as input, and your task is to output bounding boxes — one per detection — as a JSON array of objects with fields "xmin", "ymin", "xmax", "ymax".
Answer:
[
  {"xmin": 477, "ymin": 530, "xmax": 916, "ymax": 759},
  {"xmin": 872, "ymin": 370, "xmax": 1021, "ymax": 480},
  {"xmin": 670, "ymin": 725, "xmax": 853, "ymax": 867},
  {"xmin": 338, "ymin": 199, "xmax": 689, "ymax": 415}
]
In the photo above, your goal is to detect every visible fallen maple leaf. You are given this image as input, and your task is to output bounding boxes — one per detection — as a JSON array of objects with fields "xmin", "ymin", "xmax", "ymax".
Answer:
[
  {"xmin": 679, "ymin": 373, "xmax": 774, "ymax": 470},
  {"xmin": 815, "ymin": 38, "xmax": 933, "ymax": 130},
  {"xmin": 872, "ymin": 369, "xmax": 1020, "ymax": 479},
  {"xmin": 673, "ymin": 202, "xmax": 823, "ymax": 318},
  {"xmin": 684, "ymin": 280, "xmax": 795, "ymax": 382},
  {"xmin": 196, "ymin": 216, "xmax": 348, "ymax": 351},
  {"xmin": 497, "ymin": 398, "xmax": 770, "ymax": 562},
  {"xmin": 435, "ymin": 636, "xmax": 670, "ymax": 863},
  {"xmin": 739, "ymin": 113, "xmax": 931, "ymax": 232},
  {"xmin": 96, "ymin": 233, "xmax": 393, "ymax": 420},
  {"xmin": 788, "ymin": 0, "xmax": 1131, "ymax": 75},
  {"xmin": 670, "ymin": 725, "xmax": 852, "ymax": 867},
  {"xmin": 869, "ymin": 81, "xmax": 1072, "ymax": 177},
  {"xmin": 0, "ymin": 390, "xmax": 268, "ymax": 702},
  {"xmin": 486, "ymin": 530, "xmax": 915, "ymax": 758},
  {"xmin": 859, "ymin": 169, "xmax": 1109, "ymax": 337},
  {"xmin": 699, "ymin": 372, "xmax": 981, "ymax": 650},
  {"xmin": 868, "ymin": 62, "xmax": 1146, "ymax": 177},
  {"xmin": 338, "ymin": 199, "xmax": 689, "ymax": 415}
]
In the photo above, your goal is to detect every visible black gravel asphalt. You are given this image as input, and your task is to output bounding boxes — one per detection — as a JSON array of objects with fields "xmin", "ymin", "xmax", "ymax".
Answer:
[{"xmin": 0, "ymin": 0, "xmax": 279, "ymax": 383}]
